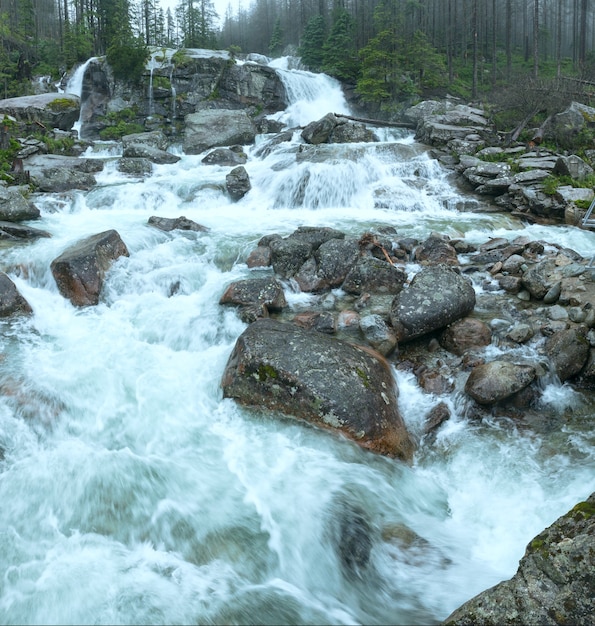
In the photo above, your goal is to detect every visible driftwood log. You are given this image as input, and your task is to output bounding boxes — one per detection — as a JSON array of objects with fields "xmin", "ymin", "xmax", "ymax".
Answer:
[{"xmin": 334, "ymin": 113, "xmax": 416, "ymax": 129}]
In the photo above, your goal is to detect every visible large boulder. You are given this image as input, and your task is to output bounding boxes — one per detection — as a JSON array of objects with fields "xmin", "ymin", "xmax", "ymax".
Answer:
[
  {"xmin": 216, "ymin": 62, "xmax": 287, "ymax": 112},
  {"xmin": 464, "ymin": 360, "xmax": 536, "ymax": 405},
  {"xmin": 440, "ymin": 317, "xmax": 492, "ymax": 355},
  {"xmin": 0, "ymin": 272, "xmax": 32, "ymax": 316},
  {"xmin": 219, "ymin": 277, "xmax": 287, "ymax": 322},
  {"xmin": 443, "ymin": 493, "xmax": 595, "ymax": 625},
  {"xmin": 544, "ymin": 327, "xmax": 590, "ymax": 381},
  {"xmin": 30, "ymin": 167, "xmax": 97, "ymax": 192},
  {"xmin": 0, "ymin": 187, "xmax": 40, "ymax": 222},
  {"xmin": 389, "ymin": 265, "xmax": 476, "ymax": 342},
  {"xmin": 550, "ymin": 101, "xmax": 595, "ymax": 149},
  {"xmin": 221, "ymin": 318, "xmax": 415, "ymax": 461},
  {"xmin": 301, "ymin": 113, "xmax": 377, "ymax": 145},
  {"xmin": 183, "ymin": 109, "xmax": 256, "ymax": 154},
  {"xmin": 0, "ymin": 93, "xmax": 80, "ymax": 133},
  {"xmin": 342, "ymin": 256, "xmax": 407, "ymax": 295},
  {"xmin": 50, "ymin": 230, "xmax": 129, "ymax": 306},
  {"xmin": 121, "ymin": 143, "xmax": 180, "ymax": 164},
  {"xmin": 25, "ymin": 154, "xmax": 103, "ymax": 192}
]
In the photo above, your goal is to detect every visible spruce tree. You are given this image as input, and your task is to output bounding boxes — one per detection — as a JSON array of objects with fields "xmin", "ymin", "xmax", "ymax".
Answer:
[
  {"xmin": 321, "ymin": 8, "xmax": 359, "ymax": 82},
  {"xmin": 268, "ymin": 17, "xmax": 283, "ymax": 57},
  {"xmin": 298, "ymin": 15, "xmax": 326, "ymax": 71}
]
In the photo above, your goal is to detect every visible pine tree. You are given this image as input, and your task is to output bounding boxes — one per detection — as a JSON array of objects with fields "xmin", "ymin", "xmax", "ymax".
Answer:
[
  {"xmin": 268, "ymin": 17, "xmax": 283, "ymax": 57},
  {"xmin": 298, "ymin": 14, "xmax": 326, "ymax": 71},
  {"xmin": 321, "ymin": 8, "xmax": 358, "ymax": 82}
]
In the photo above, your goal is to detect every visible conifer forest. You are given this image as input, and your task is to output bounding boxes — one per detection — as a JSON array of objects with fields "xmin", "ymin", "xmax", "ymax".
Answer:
[{"xmin": 1, "ymin": 0, "xmax": 594, "ymax": 115}]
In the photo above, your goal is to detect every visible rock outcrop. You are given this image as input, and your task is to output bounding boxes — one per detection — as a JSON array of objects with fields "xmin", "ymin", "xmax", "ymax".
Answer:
[
  {"xmin": 443, "ymin": 493, "xmax": 595, "ymax": 625},
  {"xmin": 0, "ymin": 93, "xmax": 80, "ymax": 134}
]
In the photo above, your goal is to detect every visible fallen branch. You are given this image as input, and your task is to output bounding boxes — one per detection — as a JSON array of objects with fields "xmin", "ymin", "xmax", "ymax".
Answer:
[{"xmin": 334, "ymin": 113, "xmax": 416, "ymax": 129}]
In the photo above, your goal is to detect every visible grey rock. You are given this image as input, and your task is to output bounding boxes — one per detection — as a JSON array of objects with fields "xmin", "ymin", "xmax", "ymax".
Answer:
[
  {"xmin": 544, "ymin": 327, "xmax": 590, "ymax": 381},
  {"xmin": 0, "ymin": 272, "xmax": 32, "ymax": 316},
  {"xmin": 464, "ymin": 360, "xmax": 536, "ymax": 405},
  {"xmin": 183, "ymin": 109, "xmax": 256, "ymax": 155},
  {"xmin": 0, "ymin": 187, "xmax": 40, "ymax": 221},
  {"xmin": 225, "ymin": 165, "xmax": 251, "ymax": 201},
  {"xmin": 147, "ymin": 215, "xmax": 208, "ymax": 232},
  {"xmin": 389, "ymin": 265, "xmax": 476, "ymax": 343},
  {"xmin": 443, "ymin": 493, "xmax": 595, "ymax": 626},
  {"xmin": 221, "ymin": 318, "xmax": 415, "ymax": 461}
]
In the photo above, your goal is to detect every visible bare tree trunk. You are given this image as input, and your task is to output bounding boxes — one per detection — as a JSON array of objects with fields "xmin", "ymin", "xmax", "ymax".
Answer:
[
  {"xmin": 579, "ymin": 0, "xmax": 587, "ymax": 70},
  {"xmin": 506, "ymin": 0, "xmax": 511, "ymax": 80},
  {"xmin": 533, "ymin": 0, "xmax": 539, "ymax": 79},
  {"xmin": 557, "ymin": 0, "xmax": 563, "ymax": 77},
  {"xmin": 472, "ymin": 0, "xmax": 478, "ymax": 99},
  {"xmin": 491, "ymin": 0, "xmax": 496, "ymax": 88}
]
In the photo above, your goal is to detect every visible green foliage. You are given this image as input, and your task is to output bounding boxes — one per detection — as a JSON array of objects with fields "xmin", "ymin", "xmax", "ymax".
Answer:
[
  {"xmin": 47, "ymin": 98, "xmax": 77, "ymax": 112},
  {"xmin": 63, "ymin": 23, "xmax": 94, "ymax": 67},
  {"xmin": 322, "ymin": 9, "xmax": 359, "ymax": 82},
  {"xmin": 0, "ymin": 117, "xmax": 23, "ymax": 182},
  {"xmin": 107, "ymin": 36, "xmax": 149, "ymax": 83},
  {"xmin": 542, "ymin": 173, "xmax": 595, "ymax": 196},
  {"xmin": 227, "ymin": 45, "xmax": 242, "ymax": 58},
  {"xmin": 298, "ymin": 15, "xmax": 326, "ymax": 71},
  {"xmin": 171, "ymin": 49, "xmax": 192, "ymax": 68},
  {"xmin": 31, "ymin": 132, "xmax": 75, "ymax": 154},
  {"xmin": 356, "ymin": 2, "xmax": 446, "ymax": 106},
  {"xmin": 268, "ymin": 17, "xmax": 283, "ymax": 57},
  {"xmin": 152, "ymin": 76, "xmax": 171, "ymax": 90},
  {"xmin": 98, "ymin": 108, "xmax": 143, "ymax": 140}
]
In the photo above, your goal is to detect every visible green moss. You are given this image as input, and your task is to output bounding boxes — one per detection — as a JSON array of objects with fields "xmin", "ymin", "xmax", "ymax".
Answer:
[
  {"xmin": 571, "ymin": 500, "xmax": 595, "ymax": 519},
  {"xmin": 171, "ymin": 49, "xmax": 192, "ymax": 68},
  {"xmin": 152, "ymin": 75, "xmax": 171, "ymax": 90},
  {"xmin": 47, "ymin": 97, "xmax": 77, "ymax": 112},
  {"xmin": 98, "ymin": 108, "xmax": 144, "ymax": 140},
  {"xmin": 257, "ymin": 364, "xmax": 278, "ymax": 382},
  {"xmin": 356, "ymin": 368, "xmax": 371, "ymax": 388}
]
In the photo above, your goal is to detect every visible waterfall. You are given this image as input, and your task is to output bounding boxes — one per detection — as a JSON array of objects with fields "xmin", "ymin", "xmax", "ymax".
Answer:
[
  {"xmin": 0, "ymin": 58, "xmax": 593, "ymax": 626},
  {"xmin": 65, "ymin": 57, "xmax": 97, "ymax": 138},
  {"xmin": 170, "ymin": 66, "xmax": 176, "ymax": 122},
  {"xmin": 269, "ymin": 58, "xmax": 351, "ymax": 127}
]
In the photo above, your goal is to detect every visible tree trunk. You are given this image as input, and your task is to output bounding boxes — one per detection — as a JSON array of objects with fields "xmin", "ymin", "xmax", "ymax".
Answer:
[
  {"xmin": 533, "ymin": 0, "xmax": 539, "ymax": 79},
  {"xmin": 472, "ymin": 0, "xmax": 478, "ymax": 99},
  {"xmin": 506, "ymin": 0, "xmax": 511, "ymax": 80}
]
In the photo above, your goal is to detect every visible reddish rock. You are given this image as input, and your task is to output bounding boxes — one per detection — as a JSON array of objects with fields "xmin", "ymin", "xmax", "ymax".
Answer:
[{"xmin": 50, "ymin": 230, "xmax": 129, "ymax": 306}]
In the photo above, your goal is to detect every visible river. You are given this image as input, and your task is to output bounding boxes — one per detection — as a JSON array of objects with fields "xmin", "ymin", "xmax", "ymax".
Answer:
[{"xmin": 0, "ymin": 60, "xmax": 594, "ymax": 625}]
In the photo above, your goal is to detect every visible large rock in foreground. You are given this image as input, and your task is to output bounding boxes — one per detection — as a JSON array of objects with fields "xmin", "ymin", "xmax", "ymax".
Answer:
[
  {"xmin": 389, "ymin": 265, "xmax": 476, "ymax": 342},
  {"xmin": 221, "ymin": 318, "xmax": 415, "ymax": 461},
  {"xmin": 50, "ymin": 230, "xmax": 129, "ymax": 306},
  {"xmin": 443, "ymin": 492, "xmax": 595, "ymax": 625}
]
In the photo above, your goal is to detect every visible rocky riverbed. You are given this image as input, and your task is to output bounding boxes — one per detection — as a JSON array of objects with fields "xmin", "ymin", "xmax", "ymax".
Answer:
[{"xmin": 0, "ymin": 56, "xmax": 594, "ymax": 623}]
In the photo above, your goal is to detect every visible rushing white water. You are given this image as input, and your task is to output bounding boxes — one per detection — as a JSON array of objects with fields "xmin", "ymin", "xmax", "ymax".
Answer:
[
  {"xmin": 0, "ymin": 62, "xmax": 594, "ymax": 626},
  {"xmin": 65, "ymin": 58, "xmax": 97, "ymax": 138}
]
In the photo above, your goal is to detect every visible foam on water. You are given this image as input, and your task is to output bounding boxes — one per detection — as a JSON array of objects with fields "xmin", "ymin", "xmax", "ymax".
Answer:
[{"xmin": 0, "ymin": 58, "xmax": 593, "ymax": 625}]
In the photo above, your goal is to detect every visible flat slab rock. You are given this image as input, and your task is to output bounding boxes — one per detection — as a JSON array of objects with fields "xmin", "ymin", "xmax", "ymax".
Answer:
[{"xmin": 221, "ymin": 318, "xmax": 415, "ymax": 461}]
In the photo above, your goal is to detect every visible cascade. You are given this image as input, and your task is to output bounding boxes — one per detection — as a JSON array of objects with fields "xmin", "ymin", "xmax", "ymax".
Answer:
[
  {"xmin": 269, "ymin": 59, "xmax": 351, "ymax": 127},
  {"xmin": 65, "ymin": 57, "xmax": 97, "ymax": 138},
  {"xmin": 0, "ymin": 57, "xmax": 593, "ymax": 626}
]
